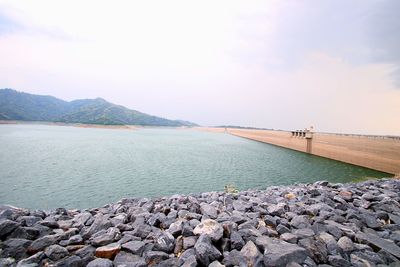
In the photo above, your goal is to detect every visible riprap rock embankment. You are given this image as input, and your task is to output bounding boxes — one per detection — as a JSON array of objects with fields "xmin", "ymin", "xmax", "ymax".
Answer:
[{"xmin": 1, "ymin": 179, "xmax": 400, "ymax": 266}]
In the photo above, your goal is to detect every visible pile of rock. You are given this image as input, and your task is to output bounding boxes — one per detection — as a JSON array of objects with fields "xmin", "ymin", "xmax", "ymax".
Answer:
[{"xmin": 1, "ymin": 178, "xmax": 400, "ymax": 266}]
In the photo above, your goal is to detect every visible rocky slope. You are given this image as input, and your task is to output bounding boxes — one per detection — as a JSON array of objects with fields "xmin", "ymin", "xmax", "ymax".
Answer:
[{"xmin": 1, "ymin": 178, "xmax": 400, "ymax": 266}]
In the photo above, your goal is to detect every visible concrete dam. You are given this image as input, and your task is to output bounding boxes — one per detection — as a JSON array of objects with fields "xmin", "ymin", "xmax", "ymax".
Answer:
[{"xmin": 204, "ymin": 127, "xmax": 400, "ymax": 175}]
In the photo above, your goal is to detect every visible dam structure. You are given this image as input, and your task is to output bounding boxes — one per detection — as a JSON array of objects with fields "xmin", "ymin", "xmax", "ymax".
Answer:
[{"xmin": 214, "ymin": 127, "xmax": 400, "ymax": 175}]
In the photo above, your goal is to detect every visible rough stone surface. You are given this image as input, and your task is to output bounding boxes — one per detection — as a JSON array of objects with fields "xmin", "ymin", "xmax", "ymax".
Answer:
[
  {"xmin": 2, "ymin": 178, "xmax": 400, "ymax": 267},
  {"xmin": 193, "ymin": 219, "xmax": 223, "ymax": 241}
]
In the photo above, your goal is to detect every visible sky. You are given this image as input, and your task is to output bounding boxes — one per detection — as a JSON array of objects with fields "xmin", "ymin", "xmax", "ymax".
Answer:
[{"xmin": 0, "ymin": 0, "xmax": 399, "ymax": 135}]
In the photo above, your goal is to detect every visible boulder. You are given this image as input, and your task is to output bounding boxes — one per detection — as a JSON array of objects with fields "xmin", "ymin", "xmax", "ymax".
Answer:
[
  {"xmin": 193, "ymin": 219, "xmax": 223, "ymax": 241},
  {"xmin": 255, "ymin": 236, "xmax": 307, "ymax": 267},
  {"xmin": 87, "ymin": 258, "xmax": 113, "ymax": 267},
  {"xmin": 122, "ymin": 240, "xmax": 146, "ymax": 255},
  {"xmin": 44, "ymin": 244, "xmax": 69, "ymax": 261},
  {"xmin": 194, "ymin": 234, "xmax": 222, "ymax": 266}
]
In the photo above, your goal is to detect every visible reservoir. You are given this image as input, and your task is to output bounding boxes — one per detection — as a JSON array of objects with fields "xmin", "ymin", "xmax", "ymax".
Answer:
[{"xmin": 0, "ymin": 124, "xmax": 389, "ymax": 209}]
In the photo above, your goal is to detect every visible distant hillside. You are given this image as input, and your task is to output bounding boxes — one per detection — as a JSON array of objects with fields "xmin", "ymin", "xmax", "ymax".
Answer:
[{"xmin": 0, "ymin": 89, "xmax": 197, "ymax": 126}]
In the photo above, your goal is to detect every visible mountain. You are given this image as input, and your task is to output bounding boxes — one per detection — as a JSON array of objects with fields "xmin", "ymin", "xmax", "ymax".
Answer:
[{"xmin": 0, "ymin": 89, "xmax": 197, "ymax": 126}]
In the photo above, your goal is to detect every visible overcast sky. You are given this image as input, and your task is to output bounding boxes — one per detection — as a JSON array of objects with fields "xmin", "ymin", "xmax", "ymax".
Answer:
[{"xmin": 0, "ymin": 0, "xmax": 399, "ymax": 135}]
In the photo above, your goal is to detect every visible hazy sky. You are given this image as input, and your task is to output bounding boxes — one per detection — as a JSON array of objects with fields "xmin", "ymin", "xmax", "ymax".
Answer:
[{"xmin": 0, "ymin": 0, "xmax": 399, "ymax": 135}]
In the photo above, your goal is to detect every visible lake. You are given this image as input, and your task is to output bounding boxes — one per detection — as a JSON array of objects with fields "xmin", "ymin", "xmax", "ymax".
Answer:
[{"xmin": 0, "ymin": 124, "xmax": 388, "ymax": 209}]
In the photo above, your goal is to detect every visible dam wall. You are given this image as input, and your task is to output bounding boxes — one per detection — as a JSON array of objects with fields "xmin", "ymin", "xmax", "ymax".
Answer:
[{"xmin": 223, "ymin": 128, "xmax": 400, "ymax": 175}]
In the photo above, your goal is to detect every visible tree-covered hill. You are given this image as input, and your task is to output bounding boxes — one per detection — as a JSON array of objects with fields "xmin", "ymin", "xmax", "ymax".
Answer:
[{"xmin": 0, "ymin": 89, "xmax": 197, "ymax": 126}]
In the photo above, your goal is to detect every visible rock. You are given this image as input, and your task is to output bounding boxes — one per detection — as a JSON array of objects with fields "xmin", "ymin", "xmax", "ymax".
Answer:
[
  {"xmin": 255, "ymin": 236, "xmax": 307, "ymax": 267},
  {"xmin": 16, "ymin": 251, "xmax": 44, "ymax": 267},
  {"xmin": 144, "ymin": 251, "xmax": 169, "ymax": 265},
  {"xmin": 241, "ymin": 240, "xmax": 263, "ymax": 266},
  {"xmin": 0, "ymin": 219, "xmax": 20, "ymax": 239},
  {"xmin": 87, "ymin": 258, "xmax": 113, "ymax": 267},
  {"xmin": 81, "ymin": 215, "xmax": 112, "ymax": 239},
  {"xmin": 44, "ymin": 244, "xmax": 69, "ymax": 261},
  {"xmin": 356, "ymin": 232, "xmax": 400, "ymax": 259},
  {"xmin": 91, "ymin": 227, "xmax": 120, "ymax": 246},
  {"xmin": 267, "ymin": 203, "xmax": 286, "ymax": 216},
  {"xmin": 54, "ymin": 255, "xmax": 83, "ymax": 267},
  {"xmin": 121, "ymin": 240, "xmax": 146, "ymax": 255},
  {"xmin": 339, "ymin": 191, "xmax": 352, "ymax": 200},
  {"xmin": 183, "ymin": 236, "xmax": 197, "ymax": 250},
  {"xmin": 18, "ymin": 216, "xmax": 42, "ymax": 227},
  {"xmin": 0, "ymin": 258, "xmax": 15, "ymax": 267},
  {"xmin": 1, "ymin": 238, "xmax": 32, "ymax": 260},
  {"xmin": 328, "ymin": 255, "xmax": 351, "ymax": 267},
  {"xmin": 291, "ymin": 215, "xmax": 311, "ymax": 229},
  {"xmin": 209, "ymin": 260, "xmax": 225, "ymax": 267},
  {"xmin": 95, "ymin": 242, "xmax": 121, "ymax": 259},
  {"xmin": 168, "ymin": 220, "xmax": 184, "ymax": 236},
  {"xmin": 113, "ymin": 251, "xmax": 146, "ymax": 266},
  {"xmin": 28, "ymin": 234, "xmax": 60, "ymax": 253},
  {"xmin": 9, "ymin": 226, "xmax": 39, "ymax": 240},
  {"xmin": 337, "ymin": 236, "xmax": 354, "ymax": 252},
  {"xmin": 193, "ymin": 219, "xmax": 223, "ymax": 241},
  {"xmin": 200, "ymin": 203, "xmax": 218, "ymax": 219},
  {"xmin": 154, "ymin": 231, "xmax": 175, "ymax": 253},
  {"xmin": 280, "ymin": 233, "xmax": 297, "ymax": 244},
  {"xmin": 319, "ymin": 232, "xmax": 340, "ymax": 255},
  {"xmin": 298, "ymin": 238, "xmax": 328, "ymax": 264},
  {"xmin": 68, "ymin": 234, "xmax": 83, "ymax": 245},
  {"xmin": 181, "ymin": 255, "xmax": 197, "ymax": 267},
  {"xmin": 194, "ymin": 234, "xmax": 222, "ymax": 266},
  {"xmin": 222, "ymin": 249, "xmax": 247, "ymax": 266},
  {"xmin": 230, "ymin": 231, "xmax": 245, "ymax": 250}
]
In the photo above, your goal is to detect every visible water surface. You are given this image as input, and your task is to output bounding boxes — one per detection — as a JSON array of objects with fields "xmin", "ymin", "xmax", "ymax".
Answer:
[{"xmin": 0, "ymin": 124, "xmax": 388, "ymax": 209}]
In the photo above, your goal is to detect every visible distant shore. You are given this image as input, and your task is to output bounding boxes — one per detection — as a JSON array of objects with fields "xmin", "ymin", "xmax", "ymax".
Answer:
[
  {"xmin": 0, "ymin": 120, "xmax": 137, "ymax": 130},
  {"xmin": 1, "ymin": 178, "xmax": 400, "ymax": 266}
]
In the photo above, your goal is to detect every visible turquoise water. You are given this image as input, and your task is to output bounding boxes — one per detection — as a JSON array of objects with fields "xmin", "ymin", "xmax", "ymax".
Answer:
[{"xmin": 0, "ymin": 124, "xmax": 389, "ymax": 209}]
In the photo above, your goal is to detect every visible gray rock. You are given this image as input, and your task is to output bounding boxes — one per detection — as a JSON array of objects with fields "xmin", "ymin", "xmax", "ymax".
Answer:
[
  {"xmin": 0, "ymin": 219, "xmax": 20, "ymax": 238},
  {"xmin": 9, "ymin": 226, "xmax": 39, "ymax": 240},
  {"xmin": 154, "ymin": 231, "xmax": 175, "ymax": 253},
  {"xmin": 68, "ymin": 234, "xmax": 83, "ymax": 245},
  {"xmin": 18, "ymin": 216, "xmax": 42, "ymax": 227},
  {"xmin": 54, "ymin": 255, "xmax": 83, "ymax": 267},
  {"xmin": 28, "ymin": 234, "xmax": 60, "ymax": 253},
  {"xmin": 337, "ymin": 236, "xmax": 354, "ymax": 252},
  {"xmin": 168, "ymin": 220, "xmax": 184, "ymax": 236},
  {"xmin": 1, "ymin": 238, "xmax": 32, "ymax": 261},
  {"xmin": 194, "ymin": 234, "xmax": 222, "ymax": 266},
  {"xmin": 113, "ymin": 251, "xmax": 146, "ymax": 267},
  {"xmin": 255, "ymin": 236, "xmax": 307, "ymax": 267},
  {"xmin": 122, "ymin": 240, "xmax": 146, "ymax": 255},
  {"xmin": 222, "ymin": 249, "xmax": 247, "ymax": 266},
  {"xmin": 183, "ymin": 236, "xmax": 197, "ymax": 250},
  {"xmin": 241, "ymin": 240, "xmax": 263, "ymax": 266},
  {"xmin": 181, "ymin": 255, "xmax": 197, "ymax": 267},
  {"xmin": 44, "ymin": 244, "xmax": 69, "ymax": 261},
  {"xmin": 230, "ymin": 231, "xmax": 245, "ymax": 250},
  {"xmin": 87, "ymin": 258, "xmax": 113, "ymax": 267},
  {"xmin": 144, "ymin": 251, "xmax": 169, "ymax": 265},
  {"xmin": 193, "ymin": 219, "xmax": 223, "ymax": 241},
  {"xmin": 91, "ymin": 227, "xmax": 121, "ymax": 246},
  {"xmin": 328, "ymin": 255, "xmax": 351, "ymax": 267},
  {"xmin": 356, "ymin": 232, "xmax": 400, "ymax": 259},
  {"xmin": 81, "ymin": 215, "xmax": 112, "ymax": 239},
  {"xmin": 291, "ymin": 215, "xmax": 311, "ymax": 229},
  {"xmin": 298, "ymin": 238, "xmax": 328, "ymax": 264},
  {"xmin": 0, "ymin": 258, "xmax": 15, "ymax": 267},
  {"xmin": 16, "ymin": 251, "xmax": 45, "ymax": 267},
  {"xmin": 200, "ymin": 203, "xmax": 218, "ymax": 219},
  {"xmin": 280, "ymin": 233, "xmax": 298, "ymax": 244},
  {"xmin": 209, "ymin": 260, "xmax": 225, "ymax": 267}
]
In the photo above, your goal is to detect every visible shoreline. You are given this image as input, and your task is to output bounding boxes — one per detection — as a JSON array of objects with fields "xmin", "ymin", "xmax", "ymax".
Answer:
[{"xmin": 1, "ymin": 178, "xmax": 400, "ymax": 266}]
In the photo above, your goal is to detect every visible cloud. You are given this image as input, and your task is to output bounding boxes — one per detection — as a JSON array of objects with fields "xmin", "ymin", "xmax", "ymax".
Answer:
[{"xmin": 0, "ymin": 1, "xmax": 399, "ymax": 135}]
